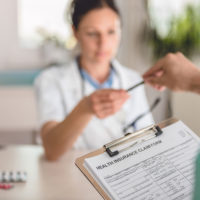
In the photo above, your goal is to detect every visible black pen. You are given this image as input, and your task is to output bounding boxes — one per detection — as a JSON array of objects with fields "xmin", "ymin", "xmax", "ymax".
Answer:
[{"xmin": 126, "ymin": 81, "xmax": 145, "ymax": 92}]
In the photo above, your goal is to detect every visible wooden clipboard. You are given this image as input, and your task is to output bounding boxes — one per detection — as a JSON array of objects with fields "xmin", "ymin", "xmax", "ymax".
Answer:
[{"xmin": 75, "ymin": 118, "xmax": 178, "ymax": 200}]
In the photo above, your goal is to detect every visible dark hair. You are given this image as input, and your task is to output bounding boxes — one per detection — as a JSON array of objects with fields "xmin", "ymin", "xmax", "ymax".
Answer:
[{"xmin": 70, "ymin": 0, "xmax": 120, "ymax": 30}]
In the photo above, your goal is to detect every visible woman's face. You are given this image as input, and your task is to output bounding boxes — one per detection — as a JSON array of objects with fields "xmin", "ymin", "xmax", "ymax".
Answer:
[{"xmin": 74, "ymin": 7, "xmax": 121, "ymax": 64}]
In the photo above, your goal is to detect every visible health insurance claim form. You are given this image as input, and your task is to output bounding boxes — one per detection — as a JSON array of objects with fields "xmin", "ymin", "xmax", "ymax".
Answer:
[{"xmin": 84, "ymin": 121, "xmax": 200, "ymax": 200}]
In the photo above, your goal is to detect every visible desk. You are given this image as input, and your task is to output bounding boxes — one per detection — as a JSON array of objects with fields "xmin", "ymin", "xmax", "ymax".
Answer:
[{"xmin": 0, "ymin": 145, "xmax": 102, "ymax": 200}]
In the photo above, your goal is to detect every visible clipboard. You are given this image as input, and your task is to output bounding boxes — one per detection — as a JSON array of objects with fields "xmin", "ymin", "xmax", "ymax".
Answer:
[{"xmin": 75, "ymin": 118, "xmax": 178, "ymax": 200}]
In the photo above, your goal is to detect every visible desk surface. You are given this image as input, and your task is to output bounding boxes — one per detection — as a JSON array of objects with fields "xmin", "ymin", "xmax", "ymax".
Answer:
[{"xmin": 0, "ymin": 145, "xmax": 102, "ymax": 200}]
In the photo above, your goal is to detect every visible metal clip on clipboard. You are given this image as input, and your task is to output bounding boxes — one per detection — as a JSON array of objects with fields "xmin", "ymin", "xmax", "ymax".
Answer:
[{"xmin": 104, "ymin": 125, "xmax": 163, "ymax": 157}]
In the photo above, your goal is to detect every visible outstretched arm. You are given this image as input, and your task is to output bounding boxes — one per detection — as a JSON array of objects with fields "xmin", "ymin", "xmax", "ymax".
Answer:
[
  {"xmin": 41, "ymin": 89, "xmax": 130, "ymax": 161},
  {"xmin": 143, "ymin": 52, "xmax": 200, "ymax": 94}
]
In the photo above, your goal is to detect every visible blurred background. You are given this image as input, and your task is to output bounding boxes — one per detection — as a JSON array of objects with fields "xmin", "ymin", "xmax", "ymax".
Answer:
[{"xmin": 0, "ymin": 0, "xmax": 200, "ymax": 145}]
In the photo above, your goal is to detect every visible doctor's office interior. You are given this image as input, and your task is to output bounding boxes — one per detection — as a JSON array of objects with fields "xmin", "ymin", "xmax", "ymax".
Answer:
[
  {"xmin": 1, "ymin": 0, "xmax": 200, "ymax": 198},
  {"xmin": 1, "ymin": 0, "xmax": 200, "ymax": 144}
]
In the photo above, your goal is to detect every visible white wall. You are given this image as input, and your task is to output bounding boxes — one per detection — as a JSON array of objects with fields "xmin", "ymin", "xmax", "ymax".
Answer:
[
  {"xmin": 172, "ymin": 92, "xmax": 200, "ymax": 136},
  {"xmin": 0, "ymin": 0, "xmax": 44, "ymax": 69}
]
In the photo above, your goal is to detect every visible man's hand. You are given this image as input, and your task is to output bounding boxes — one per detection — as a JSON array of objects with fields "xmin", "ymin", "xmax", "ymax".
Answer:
[{"xmin": 143, "ymin": 52, "xmax": 200, "ymax": 92}]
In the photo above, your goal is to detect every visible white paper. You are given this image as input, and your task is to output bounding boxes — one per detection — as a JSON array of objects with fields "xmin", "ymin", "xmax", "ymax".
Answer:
[{"xmin": 84, "ymin": 121, "xmax": 200, "ymax": 200}]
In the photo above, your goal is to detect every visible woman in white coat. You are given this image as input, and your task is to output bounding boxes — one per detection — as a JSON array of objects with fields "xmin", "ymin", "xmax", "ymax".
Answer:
[{"xmin": 35, "ymin": 0, "xmax": 154, "ymax": 160}]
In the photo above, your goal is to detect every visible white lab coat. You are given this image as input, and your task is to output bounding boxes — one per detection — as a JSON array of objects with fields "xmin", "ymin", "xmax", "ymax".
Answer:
[{"xmin": 35, "ymin": 59, "xmax": 154, "ymax": 149}]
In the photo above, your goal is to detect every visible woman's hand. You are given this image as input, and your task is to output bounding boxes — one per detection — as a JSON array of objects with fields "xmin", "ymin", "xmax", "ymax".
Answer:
[{"xmin": 88, "ymin": 89, "xmax": 130, "ymax": 119}]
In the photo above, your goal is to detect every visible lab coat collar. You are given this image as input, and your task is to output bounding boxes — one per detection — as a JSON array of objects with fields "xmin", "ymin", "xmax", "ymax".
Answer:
[{"xmin": 61, "ymin": 59, "xmax": 129, "ymax": 99}]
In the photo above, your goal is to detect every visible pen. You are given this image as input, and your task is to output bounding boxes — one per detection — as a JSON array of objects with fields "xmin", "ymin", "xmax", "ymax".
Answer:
[{"xmin": 126, "ymin": 81, "xmax": 145, "ymax": 92}]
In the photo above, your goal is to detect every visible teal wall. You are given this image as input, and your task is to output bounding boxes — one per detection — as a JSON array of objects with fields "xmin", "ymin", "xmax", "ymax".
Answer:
[{"xmin": 0, "ymin": 69, "xmax": 41, "ymax": 86}]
